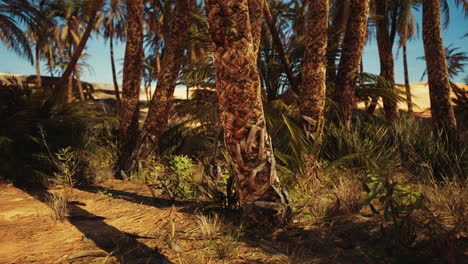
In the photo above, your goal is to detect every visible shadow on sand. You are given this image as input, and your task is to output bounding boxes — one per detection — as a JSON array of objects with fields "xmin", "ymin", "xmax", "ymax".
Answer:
[{"xmin": 21, "ymin": 187, "xmax": 170, "ymax": 264}]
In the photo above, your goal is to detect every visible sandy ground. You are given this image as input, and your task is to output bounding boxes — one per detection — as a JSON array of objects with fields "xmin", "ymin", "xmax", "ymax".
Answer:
[
  {"xmin": 0, "ymin": 181, "xmax": 291, "ymax": 264},
  {"xmin": 2, "ymin": 180, "xmax": 464, "ymax": 263}
]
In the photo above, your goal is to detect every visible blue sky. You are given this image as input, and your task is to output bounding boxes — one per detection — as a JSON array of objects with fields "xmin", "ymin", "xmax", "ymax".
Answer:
[{"xmin": 1, "ymin": 2, "xmax": 467, "ymax": 84}]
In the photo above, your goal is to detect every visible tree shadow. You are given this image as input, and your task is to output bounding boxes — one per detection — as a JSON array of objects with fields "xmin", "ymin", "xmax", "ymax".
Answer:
[
  {"xmin": 21, "ymin": 187, "xmax": 170, "ymax": 264},
  {"xmin": 239, "ymin": 214, "xmax": 467, "ymax": 264},
  {"xmin": 76, "ymin": 184, "xmax": 206, "ymax": 212}
]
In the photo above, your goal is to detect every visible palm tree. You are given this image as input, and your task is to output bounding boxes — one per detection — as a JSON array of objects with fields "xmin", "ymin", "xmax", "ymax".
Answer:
[
  {"xmin": 140, "ymin": 0, "xmax": 192, "ymax": 152},
  {"xmin": 101, "ymin": 0, "xmax": 126, "ymax": 105},
  {"xmin": 54, "ymin": 0, "xmax": 104, "ymax": 103},
  {"xmin": 205, "ymin": 0, "xmax": 289, "ymax": 225},
  {"xmin": 27, "ymin": 0, "xmax": 55, "ymax": 88},
  {"xmin": 422, "ymin": 0, "xmax": 457, "ymax": 135},
  {"xmin": 48, "ymin": 0, "xmax": 85, "ymax": 101},
  {"xmin": 397, "ymin": 0, "xmax": 417, "ymax": 114},
  {"xmin": 332, "ymin": 0, "xmax": 371, "ymax": 125},
  {"xmin": 117, "ymin": 0, "xmax": 144, "ymax": 175},
  {"xmin": 299, "ymin": 0, "xmax": 328, "ymax": 146},
  {"xmin": 375, "ymin": 0, "xmax": 399, "ymax": 121},
  {"xmin": 0, "ymin": 0, "xmax": 41, "ymax": 63}
]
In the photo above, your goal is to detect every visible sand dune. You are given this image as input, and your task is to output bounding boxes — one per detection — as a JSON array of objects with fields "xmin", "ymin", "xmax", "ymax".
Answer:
[{"xmin": 357, "ymin": 82, "xmax": 467, "ymax": 117}]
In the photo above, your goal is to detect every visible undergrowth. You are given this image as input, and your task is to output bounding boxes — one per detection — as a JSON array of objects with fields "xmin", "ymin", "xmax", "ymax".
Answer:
[{"xmin": 0, "ymin": 85, "xmax": 117, "ymax": 186}]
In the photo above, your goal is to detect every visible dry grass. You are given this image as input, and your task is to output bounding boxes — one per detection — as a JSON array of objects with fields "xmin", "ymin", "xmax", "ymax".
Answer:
[
  {"xmin": 332, "ymin": 174, "xmax": 365, "ymax": 213},
  {"xmin": 294, "ymin": 169, "xmax": 339, "ymax": 224},
  {"xmin": 422, "ymin": 180, "xmax": 467, "ymax": 231},
  {"xmin": 196, "ymin": 214, "xmax": 222, "ymax": 239},
  {"xmin": 295, "ymin": 165, "xmax": 365, "ymax": 223},
  {"xmin": 46, "ymin": 192, "xmax": 69, "ymax": 221},
  {"xmin": 208, "ymin": 238, "xmax": 238, "ymax": 259}
]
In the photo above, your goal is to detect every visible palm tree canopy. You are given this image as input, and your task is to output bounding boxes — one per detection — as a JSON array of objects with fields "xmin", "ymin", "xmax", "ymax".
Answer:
[{"xmin": 0, "ymin": 0, "xmax": 43, "ymax": 63}]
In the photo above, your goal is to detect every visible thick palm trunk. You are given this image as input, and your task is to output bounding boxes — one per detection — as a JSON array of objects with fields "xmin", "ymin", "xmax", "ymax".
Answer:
[
  {"xmin": 35, "ymin": 44, "xmax": 42, "ymax": 88},
  {"xmin": 118, "ymin": 0, "xmax": 144, "ymax": 174},
  {"xmin": 422, "ymin": 0, "xmax": 457, "ymax": 135},
  {"xmin": 333, "ymin": 0, "xmax": 370, "ymax": 124},
  {"xmin": 205, "ymin": 0, "xmax": 289, "ymax": 225},
  {"xmin": 110, "ymin": 35, "xmax": 121, "ymax": 105},
  {"xmin": 299, "ymin": 0, "xmax": 328, "ymax": 145},
  {"xmin": 375, "ymin": 0, "xmax": 399, "ymax": 121},
  {"xmin": 140, "ymin": 0, "xmax": 191, "ymax": 151},
  {"xmin": 263, "ymin": 0, "xmax": 296, "ymax": 91},
  {"xmin": 403, "ymin": 44, "xmax": 413, "ymax": 113}
]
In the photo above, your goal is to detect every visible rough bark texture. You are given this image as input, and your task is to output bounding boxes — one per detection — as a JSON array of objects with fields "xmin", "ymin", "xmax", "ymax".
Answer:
[
  {"xmin": 205, "ymin": 0, "xmax": 289, "ymax": 225},
  {"xmin": 299, "ymin": 0, "xmax": 328, "ymax": 144},
  {"xmin": 141, "ymin": 0, "xmax": 191, "ymax": 149},
  {"xmin": 333, "ymin": 0, "xmax": 370, "ymax": 124},
  {"xmin": 422, "ymin": 0, "xmax": 457, "ymax": 134},
  {"xmin": 263, "ymin": 0, "xmax": 296, "ymax": 91},
  {"xmin": 110, "ymin": 36, "xmax": 121, "ymax": 105},
  {"xmin": 118, "ymin": 0, "xmax": 144, "ymax": 174},
  {"xmin": 403, "ymin": 45, "xmax": 413, "ymax": 113},
  {"xmin": 375, "ymin": 0, "xmax": 399, "ymax": 121}
]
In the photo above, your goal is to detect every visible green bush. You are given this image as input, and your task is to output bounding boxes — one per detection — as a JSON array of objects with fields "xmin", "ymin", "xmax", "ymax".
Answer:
[{"xmin": 151, "ymin": 155, "xmax": 197, "ymax": 200}]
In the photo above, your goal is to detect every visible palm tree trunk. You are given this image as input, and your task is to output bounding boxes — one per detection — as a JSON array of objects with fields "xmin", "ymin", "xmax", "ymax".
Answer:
[
  {"xmin": 35, "ymin": 44, "xmax": 42, "ymax": 88},
  {"xmin": 333, "ymin": 0, "xmax": 370, "ymax": 125},
  {"xmin": 205, "ymin": 0, "xmax": 289, "ymax": 225},
  {"xmin": 375, "ymin": 0, "xmax": 399, "ymax": 121},
  {"xmin": 74, "ymin": 65, "xmax": 85, "ymax": 101},
  {"xmin": 117, "ymin": 0, "xmax": 144, "ymax": 175},
  {"xmin": 299, "ymin": 0, "xmax": 328, "ymax": 146},
  {"xmin": 140, "ymin": 0, "xmax": 191, "ymax": 152},
  {"xmin": 263, "ymin": 0, "xmax": 296, "ymax": 91},
  {"xmin": 403, "ymin": 44, "xmax": 413, "ymax": 113},
  {"xmin": 67, "ymin": 72, "xmax": 73, "ymax": 103},
  {"xmin": 422, "ymin": 0, "xmax": 457, "ymax": 135},
  {"xmin": 110, "ymin": 35, "xmax": 121, "ymax": 105}
]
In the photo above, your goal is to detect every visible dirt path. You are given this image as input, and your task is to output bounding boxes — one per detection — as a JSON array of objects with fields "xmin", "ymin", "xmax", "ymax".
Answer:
[{"xmin": 0, "ymin": 181, "xmax": 289, "ymax": 264}]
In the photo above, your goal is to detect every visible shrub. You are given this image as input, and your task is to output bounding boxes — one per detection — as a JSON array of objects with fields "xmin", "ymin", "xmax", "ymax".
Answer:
[{"xmin": 151, "ymin": 155, "xmax": 196, "ymax": 200}]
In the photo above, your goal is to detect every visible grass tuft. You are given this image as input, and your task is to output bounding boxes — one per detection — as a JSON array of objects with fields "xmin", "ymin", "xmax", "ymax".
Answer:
[{"xmin": 46, "ymin": 192, "xmax": 69, "ymax": 222}]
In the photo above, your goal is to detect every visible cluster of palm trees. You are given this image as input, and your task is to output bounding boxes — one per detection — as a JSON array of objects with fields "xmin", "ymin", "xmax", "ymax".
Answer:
[{"xmin": 1, "ymin": 0, "xmax": 465, "ymax": 223}]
